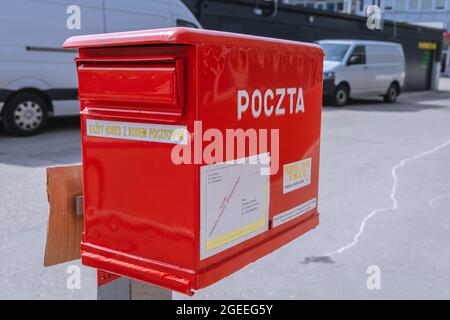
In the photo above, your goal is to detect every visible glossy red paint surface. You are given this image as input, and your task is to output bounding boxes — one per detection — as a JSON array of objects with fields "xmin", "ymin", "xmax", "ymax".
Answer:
[{"xmin": 64, "ymin": 28, "xmax": 323, "ymax": 296}]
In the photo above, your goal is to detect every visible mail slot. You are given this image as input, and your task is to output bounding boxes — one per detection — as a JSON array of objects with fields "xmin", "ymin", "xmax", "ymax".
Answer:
[
  {"xmin": 77, "ymin": 58, "xmax": 184, "ymax": 115},
  {"xmin": 64, "ymin": 28, "xmax": 324, "ymax": 295}
]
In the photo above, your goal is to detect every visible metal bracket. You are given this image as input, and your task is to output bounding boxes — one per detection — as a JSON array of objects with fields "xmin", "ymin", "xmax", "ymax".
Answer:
[{"xmin": 75, "ymin": 195, "xmax": 84, "ymax": 216}]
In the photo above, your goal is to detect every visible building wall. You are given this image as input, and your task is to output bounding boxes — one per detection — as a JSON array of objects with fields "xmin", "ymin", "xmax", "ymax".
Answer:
[
  {"xmin": 282, "ymin": 0, "xmax": 345, "ymax": 12},
  {"xmin": 382, "ymin": 0, "xmax": 450, "ymax": 31},
  {"xmin": 283, "ymin": 0, "xmax": 450, "ymax": 31},
  {"xmin": 182, "ymin": 0, "xmax": 443, "ymax": 91},
  {"xmin": 282, "ymin": 0, "xmax": 363, "ymax": 14}
]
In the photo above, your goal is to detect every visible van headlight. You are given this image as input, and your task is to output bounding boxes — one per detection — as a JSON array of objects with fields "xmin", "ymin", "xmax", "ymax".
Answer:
[{"xmin": 323, "ymin": 72, "xmax": 335, "ymax": 79}]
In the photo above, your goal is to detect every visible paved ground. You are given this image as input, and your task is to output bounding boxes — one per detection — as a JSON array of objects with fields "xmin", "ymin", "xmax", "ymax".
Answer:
[{"xmin": 1, "ymin": 79, "xmax": 450, "ymax": 299}]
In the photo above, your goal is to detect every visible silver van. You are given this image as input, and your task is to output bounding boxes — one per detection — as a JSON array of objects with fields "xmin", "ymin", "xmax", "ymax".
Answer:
[
  {"xmin": 318, "ymin": 40, "xmax": 406, "ymax": 107},
  {"xmin": 0, "ymin": 0, "xmax": 201, "ymax": 136}
]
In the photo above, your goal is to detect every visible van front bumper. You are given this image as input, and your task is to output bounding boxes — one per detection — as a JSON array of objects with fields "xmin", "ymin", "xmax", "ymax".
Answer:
[{"xmin": 323, "ymin": 79, "xmax": 335, "ymax": 98}]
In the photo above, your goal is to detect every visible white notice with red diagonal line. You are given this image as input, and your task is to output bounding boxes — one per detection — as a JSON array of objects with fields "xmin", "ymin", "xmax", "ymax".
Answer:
[{"xmin": 200, "ymin": 154, "xmax": 270, "ymax": 260}]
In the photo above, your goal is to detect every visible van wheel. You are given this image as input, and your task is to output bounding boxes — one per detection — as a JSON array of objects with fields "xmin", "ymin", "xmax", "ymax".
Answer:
[
  {"xmin": 2, "ymin": 92, "xmax": 49, "ymax": 136},
  {"xmin": 384, "ymin": 83, "xmax": 399, "ymax": 103},
  {"xmin": 332, "ymin": 84, "xmax": 349, "ymax": 107}
]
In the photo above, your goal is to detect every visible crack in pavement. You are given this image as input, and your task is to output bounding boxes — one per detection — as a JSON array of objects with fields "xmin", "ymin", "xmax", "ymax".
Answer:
[
  {"xmin": 324, "ymin": 138, "xmax": 450, "ymax": 257},
  {"xmin": 429, "ymin": 193, "xmax": 450, "ymax": 209}
]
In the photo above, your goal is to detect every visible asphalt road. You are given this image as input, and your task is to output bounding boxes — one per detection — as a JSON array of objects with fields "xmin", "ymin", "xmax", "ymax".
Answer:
[{"xmin": 1, "ymin": 79, "xmax": 450, "ymax": 299}]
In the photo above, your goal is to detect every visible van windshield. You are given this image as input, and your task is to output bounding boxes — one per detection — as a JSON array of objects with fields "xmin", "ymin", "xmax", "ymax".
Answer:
[{"xmin": 320, "ymin": 43, "xmax": 350, "ymax": 62}]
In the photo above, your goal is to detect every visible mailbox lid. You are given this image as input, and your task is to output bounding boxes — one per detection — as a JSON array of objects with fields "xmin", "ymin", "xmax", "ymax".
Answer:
[
  {"xmin": 73, "ymin": 44, "xmax": 192, "ymax": 122},
  {"xmin": 76, "ymin": 57, "xmax": 184, "ymax": 115},
  {"xmin": 63, "ymin": 27, "xmax": 322, "ymax": 50}
]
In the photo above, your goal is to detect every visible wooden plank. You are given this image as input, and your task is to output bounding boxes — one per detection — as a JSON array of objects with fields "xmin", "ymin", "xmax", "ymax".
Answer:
[{"xmin": 44, "ymin": 165, "xmax": 83, "ymax": 267}]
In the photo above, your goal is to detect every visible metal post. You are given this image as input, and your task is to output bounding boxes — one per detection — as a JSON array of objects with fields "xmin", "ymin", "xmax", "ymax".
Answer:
[
  {"xmin": 130, "ymin": 279, "xmax": 173, "ymax": 300},
  {"xmin": 97, "ymin": 271, "xmax": 172, "ymax": 300}
]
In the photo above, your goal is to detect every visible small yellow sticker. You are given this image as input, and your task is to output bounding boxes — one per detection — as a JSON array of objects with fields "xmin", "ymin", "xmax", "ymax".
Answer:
[
  {"xmin": 86, "ymin": 119, "xmax": 188, "ymax": 145},
  {"xmin": 418, "ymin": 42, "xmax": 437, "ymax": 50},
  {"xmin": 283, "ymin": 158, "xmax": 312, "ymax": 194}
]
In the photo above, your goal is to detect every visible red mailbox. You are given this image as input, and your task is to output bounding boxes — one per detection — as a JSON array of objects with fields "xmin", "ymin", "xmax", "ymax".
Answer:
[{"xmin": 64, "ymin": 28, "xmax": 323, "ymax": 295}]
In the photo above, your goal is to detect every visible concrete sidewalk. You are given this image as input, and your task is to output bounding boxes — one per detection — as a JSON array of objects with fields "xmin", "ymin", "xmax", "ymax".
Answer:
[{"xmin": 0, "ymin": 82, "xmax": 449, "ymax": 299}]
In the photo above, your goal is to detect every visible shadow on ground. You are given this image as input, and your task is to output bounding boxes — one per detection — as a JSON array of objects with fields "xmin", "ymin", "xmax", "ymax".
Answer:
[
  {"xmin": 0, "ymin": 116, "xmax": 80, "ymax": 138},
  {"xmin": 0, "ymin": 116, "xmax": 81, "ymax": 167},
  {"xmin": 324, "ymin": 90, "xmax": 450, "ymax": 113}
]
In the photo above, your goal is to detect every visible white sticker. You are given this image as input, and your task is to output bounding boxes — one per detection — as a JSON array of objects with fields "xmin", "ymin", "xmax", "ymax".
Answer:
[
  {"xmin": 86, "ymin": 119, "xmax": 188, "ymax": 145},
  {"xmin": 200, "ymin": 154, "xmax": 270, "ymax": 260},
  {"xmin": 283, "ymin": 158, "xmax": 312, "ymax": 194},
  {"xmin": 272, "ymin": 198, "xmax": 317, "ymax": 228}
]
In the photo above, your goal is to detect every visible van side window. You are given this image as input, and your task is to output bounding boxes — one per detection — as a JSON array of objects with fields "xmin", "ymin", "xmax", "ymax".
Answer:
[
  {"xmin": 348, "ymin": 45, "xmax": 366, "ymax": 65},
  {"xmin": 177, "ymin": 19, "xmax": 198, "ymax": 28}
]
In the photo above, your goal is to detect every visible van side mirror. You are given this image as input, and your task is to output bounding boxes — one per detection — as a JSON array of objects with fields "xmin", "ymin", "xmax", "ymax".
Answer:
[{"xmin": 347, "ymin": 55, "xmax": 360, "ymax": 66}]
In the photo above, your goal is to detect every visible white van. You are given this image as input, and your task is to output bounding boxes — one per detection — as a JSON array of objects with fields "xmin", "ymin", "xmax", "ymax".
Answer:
[
  {"xmin": 318, "ymin": 40, "xmax": 406, "ymax": 106},
  {"xmin": 0, "ymin": 0, "xmax": 201, "ymax": 136}
]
